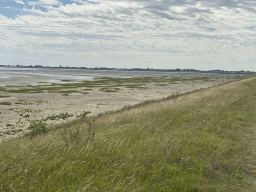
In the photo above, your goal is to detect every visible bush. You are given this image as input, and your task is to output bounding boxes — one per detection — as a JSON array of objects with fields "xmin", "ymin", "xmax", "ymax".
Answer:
[{"xmin": 26, "ymin": 120, "xmax": 49, "ymax": 137}]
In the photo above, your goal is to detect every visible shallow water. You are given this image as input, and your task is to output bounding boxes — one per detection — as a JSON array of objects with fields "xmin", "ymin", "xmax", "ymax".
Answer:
[{"xmin": 0, "ymin": 67, "xmax": 233, "ymax": 86}]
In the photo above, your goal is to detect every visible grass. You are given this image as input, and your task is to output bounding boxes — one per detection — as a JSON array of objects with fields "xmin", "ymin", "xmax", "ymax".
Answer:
[
  {"xmin": 0, "ymin": 95, "xmax": 10, "ymax": 98},
  {"xmin": 99, "ymin": 87, "xmax": 121, "ymax": 92},
  {"xmin": 0, "ymin": 102, "xmax": 11, "ymax": 105},
  {"xmin": 61, "ymin": 80, "xmax": 73, "ymax": 82},
  {"xmin": 0, "ymin": 75, "xmax": 249, "ymax": 96},
  {"xmin": 0, "ymin": 77, "xmax": 255, "ymax": 191}
]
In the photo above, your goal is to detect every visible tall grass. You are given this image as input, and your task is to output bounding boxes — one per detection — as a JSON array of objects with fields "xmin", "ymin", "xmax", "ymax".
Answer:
[{"xmin": 0, "ymin": 77, "xmax": 255, "ymax": 191}]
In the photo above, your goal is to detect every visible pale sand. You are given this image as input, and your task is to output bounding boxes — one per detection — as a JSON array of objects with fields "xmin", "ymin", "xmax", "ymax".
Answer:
[{"xmin": 0, "ymin": 77, "xmax": 231, "ymax": 141}]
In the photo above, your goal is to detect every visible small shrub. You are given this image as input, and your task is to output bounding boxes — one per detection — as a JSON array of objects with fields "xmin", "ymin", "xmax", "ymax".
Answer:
[{"xmin": 26, "ymin": 120, "xmax": 49, "ymax": 137}]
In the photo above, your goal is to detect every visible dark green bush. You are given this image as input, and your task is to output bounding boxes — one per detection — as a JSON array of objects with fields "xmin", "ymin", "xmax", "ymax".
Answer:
[{"xmin": 26, "ymin": 120, "xmax": 49, "ymax": 137}]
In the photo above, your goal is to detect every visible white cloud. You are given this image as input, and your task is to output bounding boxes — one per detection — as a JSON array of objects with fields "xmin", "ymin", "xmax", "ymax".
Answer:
[
  {"xmin": 14, "ymin": 0, "xmax": 25, "ymax": 5},
  {"xmin": 38, "ymin": 0, "xmax": 61, "ymax": 5},
  {"xmin": 28, "ymin": 0, "xmax": 61, "ymax": 7},
  {"xmin": 1, "ymin": 0, "xmax": 256, "ymax": 71}
]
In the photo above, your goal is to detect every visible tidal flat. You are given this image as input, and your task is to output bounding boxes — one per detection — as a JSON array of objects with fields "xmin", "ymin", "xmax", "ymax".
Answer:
[{"xmin": 0, "ymin": 69, "xmax": 250, "ymax": 140}]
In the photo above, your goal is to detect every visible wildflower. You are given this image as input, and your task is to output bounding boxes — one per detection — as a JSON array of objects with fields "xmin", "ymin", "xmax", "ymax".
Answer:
[
  {"xmin": 68, "ymin": 173, "xmax": 71, "ymax": 175},
  {"xmin": 188, "ymin": 156, "xmax": 190, "ymax": 159},
  {"xmin": 162, "ymin": 166, "xmax": 165, "ymax": 169},
  {"xmin": 190, "ymin": 163, "xmax": 192, "ymax": 165}
]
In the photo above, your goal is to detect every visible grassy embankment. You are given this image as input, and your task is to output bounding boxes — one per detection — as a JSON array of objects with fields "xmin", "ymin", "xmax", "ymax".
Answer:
[{"xmin": 0, "ymin": 77, "xmax": 256, "ymax": 191}]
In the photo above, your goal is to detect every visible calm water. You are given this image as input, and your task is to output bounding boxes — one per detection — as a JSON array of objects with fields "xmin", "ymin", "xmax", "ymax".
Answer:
[{"xmin": 0, "ymin": 67, "xmax": 230, "ymax": 86}]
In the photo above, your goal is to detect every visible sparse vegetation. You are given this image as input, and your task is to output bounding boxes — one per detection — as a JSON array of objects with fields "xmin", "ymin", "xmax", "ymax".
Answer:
[
  {"xmin": 0, "ymin": 75, "xmax": 247, "ymax": 97},
  {"xmin": 44, "ymin": 112, "xmax": 73, "ymax": 121},
  {"xmin": 0, "ymin": 102, "xmax": 11, "ymax": 105},
  {"xmin": 0, "ymin": 95, "xmax": 10, "ymax": 98},
  {"xmin": 99, "ymin": 87, "xmax": 120, "ymax": 92},
  {"xmin": 76, "ymin": 111, "xmax": 91, "ymax": 118},
  {"xmin": 61, "ymin": 80, "xmax": 72, "ymax": 82},
  {"xmin": 2, "ymin": 129, "xmax": 22, "ymax": 135},
  {"xmin": 26, "ymin": 120, "xmax": 50, "ymax": 137}
]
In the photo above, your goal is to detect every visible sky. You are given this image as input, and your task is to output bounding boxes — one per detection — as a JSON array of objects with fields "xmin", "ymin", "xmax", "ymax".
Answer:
[{"xmin": 0, "ymin": 0, "xmax": 255, "ymax": 71}]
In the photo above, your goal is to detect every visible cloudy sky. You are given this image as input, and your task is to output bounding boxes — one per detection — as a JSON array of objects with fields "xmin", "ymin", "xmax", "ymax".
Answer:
[{"xmin": 0, "ymin": 0, "xmax": 255, "ymax": 71}]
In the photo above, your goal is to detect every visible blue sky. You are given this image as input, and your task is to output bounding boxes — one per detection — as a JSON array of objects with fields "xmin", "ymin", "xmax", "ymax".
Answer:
[{"xmin": 0, "ymin": 0, "xmax": 255, "ymax": 71}]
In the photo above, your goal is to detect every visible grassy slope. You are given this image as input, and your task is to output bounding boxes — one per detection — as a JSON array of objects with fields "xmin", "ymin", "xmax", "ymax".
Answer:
[{"xmin": 0, "ymin": 77, "xmax": 256, "ymax": 191}]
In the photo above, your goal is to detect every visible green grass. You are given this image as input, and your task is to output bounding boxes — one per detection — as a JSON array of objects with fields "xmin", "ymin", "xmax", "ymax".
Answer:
[
  {"xmin": 61, "ymin": 80, "xmax": 72, "ymax": 82},
  {"xmin": 0, "ymin": 77, "xmax": 255, "ymax": 191},
  {"xmin": 99, "ymin": 87, "xmax": 121, "ymax": 92},
  {"xmin": 0, "ymin": 102, "xmax": 11, "ymax": 105},
  {"xmin": 0, "ymin": 95, "xmax": 10, "ymax": 98}
]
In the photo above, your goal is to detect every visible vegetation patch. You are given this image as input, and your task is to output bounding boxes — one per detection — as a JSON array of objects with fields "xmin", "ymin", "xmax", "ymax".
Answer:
[
  {"xmin": 26, "ymin": 120, "xmax": 50, "ymax": 137},
  {"xmin": 61, "ymin": 80, "xmax": 72, "ymax": 82},
  {"xmin": 44, "ymin": 112, "xmax": 73, "ymax": 121},
  {"xmin": 99, "ymin": 87, "xmax": 120, "ymax": 92},
  {"xmin": 58, "ymin": 90, "xmax": 80, "ymax": 94},
  {"xmin": 76, "ymin": 111, "xmax": 91, "ymax": 118},
  {"xmin": 155, "ymin": 83, "xmax": 168, "ymax": 86},
  {"xmin": 2, "ymin": 129, "xmax": 22, "ymax": 135},
  {"xmin": 0, "ymin": 95, "xmax": 10, "ymax": 98},
  {"xmin": 0, "ymin": 102, "xmax": 11, "ymax": 105},
  {"xmin": 15, "ymin": 101, "xmax": 33, "ymax": 105}
]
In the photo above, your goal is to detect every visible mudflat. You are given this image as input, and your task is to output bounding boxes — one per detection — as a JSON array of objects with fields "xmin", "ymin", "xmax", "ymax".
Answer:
[{"xmin": 0, "ymin": 71, "xmax": 243, "ymax": 141}]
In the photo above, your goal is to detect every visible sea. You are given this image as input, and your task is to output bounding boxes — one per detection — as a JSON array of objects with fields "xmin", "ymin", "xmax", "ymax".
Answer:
[{"xmin": 0, "ymin": 67, "xmax": 228, "ymax": 86}]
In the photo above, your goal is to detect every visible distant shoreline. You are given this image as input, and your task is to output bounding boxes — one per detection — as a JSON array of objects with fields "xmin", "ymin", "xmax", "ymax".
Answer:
[{"xmin": 1, "ymin": 65, "xmax": 255, "ymax": 74}]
